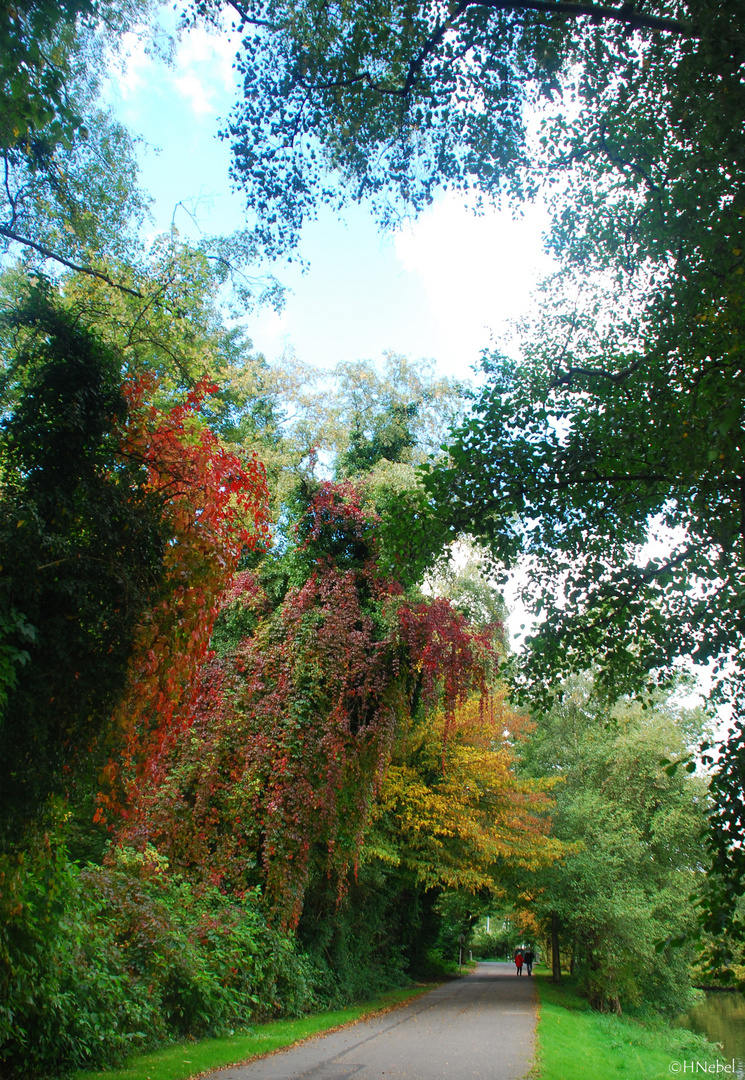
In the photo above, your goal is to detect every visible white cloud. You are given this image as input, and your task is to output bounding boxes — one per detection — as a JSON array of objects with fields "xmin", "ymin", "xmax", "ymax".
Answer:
[
  {"xmin": 394, "ymin": 193, "xmax": 554, "ymax": 369},
  {"xmin": 109, "ymin": 31, "xmax": 156, "ymax": 99},
  {"xmin": 175, "ymin": 26, "xmax": 238, "ymax": 93},
  {"xmin": 171, "ymin": 24, "xmax": 240, "ymax": 120},
  {"xmin": 174, "ymin": 71, "xmax": 216, "ymax": 118},
  {"xmin": 106, "ymin": 18, "xmax": 240, "ymax": 121}
]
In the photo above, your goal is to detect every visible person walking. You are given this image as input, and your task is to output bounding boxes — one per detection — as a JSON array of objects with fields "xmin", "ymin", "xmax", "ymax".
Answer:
[
  {"xmin": 524, "ymin": 947, "xmax": 535, "ymax": 976},
  {"xmin": 514, "ymin": 949, "xmax": 524, "ymax": 976}
]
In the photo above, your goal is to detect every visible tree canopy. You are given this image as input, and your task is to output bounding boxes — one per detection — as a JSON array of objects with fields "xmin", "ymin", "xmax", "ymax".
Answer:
[
  {"xmin": 188, "ymin": 0, "xmax": 696, "ymax": 255},
  {"xmin": 206, "ymin": 0, "xmax": 745, "ymax": 923}
]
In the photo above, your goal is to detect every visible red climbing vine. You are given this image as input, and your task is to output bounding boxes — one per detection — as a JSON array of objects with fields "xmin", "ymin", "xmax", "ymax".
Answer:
[
  {"xmin": 95, "ymin": 375, "xmax": 269, "ymax": 822},
  {"xmin": 120, "ymin": 483, "xmax": 495, "ymax": 926}
]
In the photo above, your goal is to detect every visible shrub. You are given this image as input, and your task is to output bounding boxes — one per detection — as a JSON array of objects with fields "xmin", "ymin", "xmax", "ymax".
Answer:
[{"xmin": 0, "ymin": 843, "xmax": 316, "ymax": 1078}]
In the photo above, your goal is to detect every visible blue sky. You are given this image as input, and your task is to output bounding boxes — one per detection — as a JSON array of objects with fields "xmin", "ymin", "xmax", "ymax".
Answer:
[{"xmin": 105, "ymin": 17, "xmax": 553, "ymax": 381}]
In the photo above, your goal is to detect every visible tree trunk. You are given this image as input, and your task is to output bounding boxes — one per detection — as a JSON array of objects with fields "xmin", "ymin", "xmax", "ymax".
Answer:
[{"xmin": 551, "ymin": 914, "xmax": 561, "ymax": 983}]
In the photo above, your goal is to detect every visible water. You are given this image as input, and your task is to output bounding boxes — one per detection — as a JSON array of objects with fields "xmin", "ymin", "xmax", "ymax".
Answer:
[{"xmin": 677, "ymin": 990, "xmax": 745, "ymax": 1077}]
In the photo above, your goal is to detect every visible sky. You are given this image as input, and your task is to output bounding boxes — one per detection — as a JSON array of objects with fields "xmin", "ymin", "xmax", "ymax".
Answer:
[{"xmin": 105, "ymin": 18, "xmax": 553, "ymax": 381}]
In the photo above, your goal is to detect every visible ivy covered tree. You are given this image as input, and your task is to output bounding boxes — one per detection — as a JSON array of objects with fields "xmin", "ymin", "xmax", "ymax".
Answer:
[
  {"xmin": 119, "ymin": 481, "xmax": 500, "ymax": 925},
  {"xmin": 0, "ymin": 280, "xmax": 269, "ymax": 851}
]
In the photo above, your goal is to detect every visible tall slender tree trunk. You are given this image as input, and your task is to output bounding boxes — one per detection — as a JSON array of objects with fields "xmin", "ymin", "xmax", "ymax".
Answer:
[{"xmin": 551, "ymin": 914, "xmax": 561, "ymax": 983}]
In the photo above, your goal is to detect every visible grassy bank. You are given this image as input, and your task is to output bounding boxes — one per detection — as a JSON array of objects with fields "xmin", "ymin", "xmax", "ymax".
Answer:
[
  {"xmin": 533, "ymin": 972, "xmax": 726, "ymax": 1079},
  {"xmin": 73, "ymin": 983, "xmax": 438, "ymax": 1080}
]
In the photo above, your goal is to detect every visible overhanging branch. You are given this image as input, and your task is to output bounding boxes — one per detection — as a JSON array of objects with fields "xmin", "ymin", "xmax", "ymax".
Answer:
[
  {"xmin": 390, "ymin": 0, "xmax": 688, "ymax": 102},
  {"xmin": 475, "ymin": 0, "xmax": 690, "ymax": 34},
  {"xmin": 290, "ymin": 0, "xmax": 691, "ymax": 103},
  {"xmin": 0, "ymin": 225, "xmax": 143, "ymax": 298},
  {"xmin": 551, "ymin": 360, "xmax": 642, "ymax": 388}
]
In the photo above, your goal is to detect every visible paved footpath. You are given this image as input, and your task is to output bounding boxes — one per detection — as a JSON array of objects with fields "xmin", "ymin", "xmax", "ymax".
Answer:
[{"xmin": 210, "ymin": 962, "xmax": 537, "ymax": 1080}]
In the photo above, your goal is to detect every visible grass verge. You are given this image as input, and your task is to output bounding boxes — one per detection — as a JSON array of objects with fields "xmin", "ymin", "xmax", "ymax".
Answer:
[
  {"xmin": 72, "ymin": 983, "xmax": 439, "ymax": 1080},
  {"xmin": 533, "ymin": 971, "xmax": 726, "ymax": 1079}
]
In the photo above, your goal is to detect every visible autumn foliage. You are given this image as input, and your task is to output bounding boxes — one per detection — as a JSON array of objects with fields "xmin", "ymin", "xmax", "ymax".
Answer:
[
  {"xmin": 120, "ymin": 483, "xmax": 503, "ymax": 925},
  {"xmin": 97, "ymin": 376, "xmax": 269, "ymax": 820},
  {"xmin": 370, "ymin": 691, "xmax": 559, "ymax": 894}
]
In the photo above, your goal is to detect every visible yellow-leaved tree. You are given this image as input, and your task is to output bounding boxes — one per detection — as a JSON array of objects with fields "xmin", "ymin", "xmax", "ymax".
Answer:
[{"xmin": 365, "ymin": 689, "xmax": 561, "ymax": 895}]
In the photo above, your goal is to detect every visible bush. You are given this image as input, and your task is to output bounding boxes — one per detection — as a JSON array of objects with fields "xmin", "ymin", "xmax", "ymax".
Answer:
[
  {"xmin": 0, "ymin": 843, "xmax": 317, "ymax": 1079},
  {"xmin": 295, "ymin": 859, "xmax": 415, "ymax": 1010}
]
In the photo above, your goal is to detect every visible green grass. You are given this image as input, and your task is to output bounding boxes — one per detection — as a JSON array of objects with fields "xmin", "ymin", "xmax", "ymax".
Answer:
[
  {"xmin": 533, "ymin": 971, "xmax": 726, "ymax": 1080},
  {"xmin": 72, "ymin": 984, "xmax": 438, "ymax": 1080}
]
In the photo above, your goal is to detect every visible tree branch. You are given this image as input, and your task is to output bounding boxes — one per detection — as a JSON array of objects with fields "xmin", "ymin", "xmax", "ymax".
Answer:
[
  {"xmin": 0, "ymin": 225, "xmax": 143, "ymax": 298},
  {"xmin": 403, "ymin": 1, "xmax": 473, "ymax": 99},
  {"xmin": 551, "ymin": 360, "xmax": 642, "ymax": 387},
  {"xmin": 474, "ymin": 0, "xmax": 690, "ymax": 34},
  {"xmin": 296, "ymin": 0, "xmax": 689, "ymax": 104},
  {"xmin": 598, "ymin": 123, "xmax": 663, "ymax": 192},
  {"xmin": 227, "ymin": 0, "xmax": 279, "ymax": 29},
  {"xmin": 399, "ymin": 0, "xmax": 689, "ymax": 102},
  {"xmin": 636, "ymin": 547, "xmax": 691, "ymax": 585},
  {"xmin": 548, "ymin": 470, "xmax": 671, "ymax": 490}
]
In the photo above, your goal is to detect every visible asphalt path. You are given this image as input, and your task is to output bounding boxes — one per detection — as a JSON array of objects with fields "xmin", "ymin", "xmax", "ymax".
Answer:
[{"xmin": 211, "ymin": 962, "xmax": 537, "ymax": 1080}]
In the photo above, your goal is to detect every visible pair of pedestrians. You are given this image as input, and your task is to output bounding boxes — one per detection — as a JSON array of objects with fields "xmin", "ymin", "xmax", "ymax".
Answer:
[{"xmin": 514, "ymin": 947, "xmax": 535, "ymax": 976}]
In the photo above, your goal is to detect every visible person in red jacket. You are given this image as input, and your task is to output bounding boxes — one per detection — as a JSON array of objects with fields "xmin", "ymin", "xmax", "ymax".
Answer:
[{"xmin": 514, "ymin": 949, "xmax": 524, "ymax": 976}]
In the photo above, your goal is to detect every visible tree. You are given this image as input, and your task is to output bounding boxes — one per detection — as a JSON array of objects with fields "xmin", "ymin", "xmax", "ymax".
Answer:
[
  {"xmin": 0, "ymin": 0, "xmax": 169, "ymax": 289},
  {"xmin": 515, "ymin": 681, "xmax": 710, "ymax": 1014},
  {"xmin": 368, "ymin": 690, "xmax": 558, "ymax": 896},
  {"xmin": 332, "ymin": 354, "xmax": 464, "ymax": 475},
  {"xmin": 356, "ymin": 0, "xmax": 745, "ymax": 924},
  {"xmin": 0, "ymin": 2, "xmax": 285, "ymax": 307},
  {"xmin": 0, "ymin": 282, "xmax": 165, "ymax": 844},
  {"xmin": 118, "ymin": 481, "xmax": 496, "ymax": 925},
  {"xmin": 420, "ymin": 226, "xmax": 745, "ymax": 923},
  {"xmin": 186, "ymin": 0, "xmax": 691, "ymax": 256},
  {"xmin": 0, "ymin": 280, "xmax": 269, "ymax": 849},
  {"xmin": 0, "ymin": 103, "xmax": 150, "ymax": 291},
  {"xmin": 0, "ymin": 0, "xmax": 97, "ymax": 153}
]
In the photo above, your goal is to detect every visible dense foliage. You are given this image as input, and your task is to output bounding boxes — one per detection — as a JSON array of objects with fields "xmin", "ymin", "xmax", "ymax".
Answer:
[
  {"xmin": 119, "ymin": 482, "xmax": 503, "ymax": 924},
  {"xmin": 418, "ymin": 0, "xmax": 745, "ymax": 920},
  {"xmin": 0, "ymin": 282, "xmax": 269, "ymax": 849},
  {"xmin": 0, "ymin": 841, "xmax": 316, "ymax": 1078},
  {"xmin": 0, "ymin": 284, "xmax": 165, "ymax": 844},
  {"xmin": 515, "ymin": 684, "xmax": 709, "ymax": 1015},
  {"xmin": 370, "ymin": 692, "xmax": 558, "ymax": 895}
]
